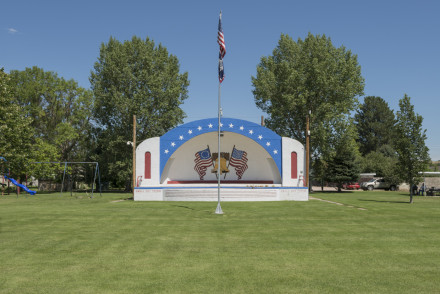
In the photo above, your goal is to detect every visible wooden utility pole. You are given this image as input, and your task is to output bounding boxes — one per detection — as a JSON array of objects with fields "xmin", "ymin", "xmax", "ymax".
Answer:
[
  {"xmin": 306, "ymin": 113, "xmax": 310, "ymax": 189},
  {"xmin": 132, "ymin": 115, "xmax": 136, "ymax": 197},
  {"xmin": 261, "ymin": 115, "xmax": 265, "ymax": 126}
]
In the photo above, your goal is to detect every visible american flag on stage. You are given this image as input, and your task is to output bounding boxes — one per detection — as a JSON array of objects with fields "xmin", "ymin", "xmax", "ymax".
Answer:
[
  {"xmin": 229, "ymin": 147, "xmax": 248, "ymax": 180},
  {"xmin": 194, "ymin": 147, "xmax": 213, "ymax": 180},
  {"xmin": 218, "ymin": 11, "xmax": 226, "ymax": 83}
]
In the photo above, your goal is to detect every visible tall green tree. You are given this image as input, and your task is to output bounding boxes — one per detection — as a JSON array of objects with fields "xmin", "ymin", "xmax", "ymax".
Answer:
[
  {"xmin": 0, "ymin": 68, "xmax": 34, "ymax": 179},
  {"xmin": 394, "ymin": 94, "xmax": 430, "ymax": 203},
  {"xmin": 324, "ymin": 118, "xmax": 361, "ymax": 192},
  {"xmin": 0, "ymin": 69, "xmax": 60, "ymax": 182},
  {"xmin": 8, "ymin": 66, "xmax": 94, "ymax": 162},
  {"xmin": 252, "ymin": 33, "xmax": 364, "ymax": 171},
  {"xmin": 355, "ymin": 96, "xmax": 397, "ymax": 156},
  {"xmin": 90, "ymin": 36, "xmax": 189, "ymax": 188}
]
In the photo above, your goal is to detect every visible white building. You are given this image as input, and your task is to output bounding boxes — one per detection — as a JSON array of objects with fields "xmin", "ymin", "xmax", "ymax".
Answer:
[{"xmin": 134, "ymin": 118, "xmax": 308, "ymax": 201}]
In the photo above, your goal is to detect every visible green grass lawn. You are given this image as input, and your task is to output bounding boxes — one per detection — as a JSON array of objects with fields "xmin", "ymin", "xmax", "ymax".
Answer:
[{"xmin": 1, "ymin": 191, "xmax": 439, "ymax": 293}]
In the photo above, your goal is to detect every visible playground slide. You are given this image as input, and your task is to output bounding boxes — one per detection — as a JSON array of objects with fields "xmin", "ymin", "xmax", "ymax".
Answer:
[{"xmin": 4, "ymin": 176, "xmax": 37, "ymax": 195}]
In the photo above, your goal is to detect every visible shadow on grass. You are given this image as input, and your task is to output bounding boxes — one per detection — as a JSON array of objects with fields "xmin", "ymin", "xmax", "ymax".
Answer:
[
  {"xmin": 311, "ymin": 190, "xmax": 357, "ymax": 194},
  {"xmin": 172, "ymin": 205, "xmax": 215, "ymax": 215},
  {"xmin": 174, "ymin": 205, "xmax": 196, "ymax": 210},
  {"xmin": 359, "ymin": 199, "xmax": 409, "ymax": 204}
]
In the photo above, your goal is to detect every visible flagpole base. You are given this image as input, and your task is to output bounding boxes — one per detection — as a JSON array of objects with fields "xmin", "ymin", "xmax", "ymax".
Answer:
[{"xmin": 215, "ymin": 203, "xmax": 223, "ymax": 214}]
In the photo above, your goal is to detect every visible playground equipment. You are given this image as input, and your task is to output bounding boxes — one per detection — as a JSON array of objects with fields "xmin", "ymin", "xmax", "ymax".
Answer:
[
  {"xmin": 0, "ymin": 156, "xmax": 37, "ymax": 196},
  {"xmin": 4, "ymin": 175, "xmax": 36, "ymax": 195},
  {"xmin": 33, "ymin": 161, "xmax": 102, "ymax": 197}
]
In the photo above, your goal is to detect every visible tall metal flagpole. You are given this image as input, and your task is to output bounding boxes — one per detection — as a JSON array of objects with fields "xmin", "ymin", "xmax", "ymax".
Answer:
[
  {"xmin": 215, "ymin": 11, "xmax": 225, "ymax": 214},
  {"xmin": 216, "ymin": 82, "xmax": 223, "ymax": 214}
]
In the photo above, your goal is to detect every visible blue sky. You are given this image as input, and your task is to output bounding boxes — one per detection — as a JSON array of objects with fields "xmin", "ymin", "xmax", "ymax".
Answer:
[{"xmin": 2, "ymin": 0, "xmax": 440, "ymax": 160}]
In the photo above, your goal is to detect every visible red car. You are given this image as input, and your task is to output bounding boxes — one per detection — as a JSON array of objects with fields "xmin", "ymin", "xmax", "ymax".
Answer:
[{"xmin": 344, "ymin": 183, "xmax": 360, "ymax": 190}]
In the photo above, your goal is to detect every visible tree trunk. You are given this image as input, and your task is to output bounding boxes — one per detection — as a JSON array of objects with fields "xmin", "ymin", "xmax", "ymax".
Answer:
[{"xmin": 124, "ymin": 179, "xmax": 132, "ymax": 192}]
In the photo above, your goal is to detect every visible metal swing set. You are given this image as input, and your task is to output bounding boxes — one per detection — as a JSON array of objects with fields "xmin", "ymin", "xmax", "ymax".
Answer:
[{"xmin": 33, "ymin": 161, "xmax": 102, "ymax": 197}]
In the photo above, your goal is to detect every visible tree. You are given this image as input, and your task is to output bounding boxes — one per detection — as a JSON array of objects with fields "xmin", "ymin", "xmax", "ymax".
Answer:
[
  {"xmin": 0, "ymin": 68, "xmax": 34, "ymax": 179},
  {"xmin": 1, "ymin": 69, "xmax": 61, "ymax": 184},
  {"xmin": 90, "ymin": 36, "xmax": 189, "ymax": 188},
  {"xmin": 355, "ymin": 96, "xmax": 397, "ymax": 156},
  {"xmin": 8, "ymin": 67, "xmax": 94, "ymax": 162},
  {"xmin": 394, "ymin": 94, "xmax": 430, "ymax": 203},
  {"xmin": 360, "ymin": 148, "xmax": 400, "ymax": 185},
  {"xmin": 324, "ymin": 119, "xmax": 361, "ymax": 192},
  {"xmin": 252, "ymin": 33, "xmax": 364, "ymax": 175}
]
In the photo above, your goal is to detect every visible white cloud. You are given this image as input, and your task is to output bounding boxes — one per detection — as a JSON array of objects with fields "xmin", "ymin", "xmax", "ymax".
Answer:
[{"xmin": 8, "ymin": 28, "xmax": 18, "ymax": 34}]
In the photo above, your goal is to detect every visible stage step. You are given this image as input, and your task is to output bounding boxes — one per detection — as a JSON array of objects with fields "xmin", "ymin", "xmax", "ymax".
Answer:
[{"xmin": 164, "ymin": 188, "xmax": 278, "ymax": 201}]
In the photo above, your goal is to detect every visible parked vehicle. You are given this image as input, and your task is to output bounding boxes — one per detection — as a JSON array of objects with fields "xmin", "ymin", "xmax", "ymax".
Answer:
[
  {"xmin": 361, "ymin": 178, "xmax": 397, "ymax": 191},
  {"xmin": 343, "ymin": 182, "xmax": 360, "ymax": 190}
]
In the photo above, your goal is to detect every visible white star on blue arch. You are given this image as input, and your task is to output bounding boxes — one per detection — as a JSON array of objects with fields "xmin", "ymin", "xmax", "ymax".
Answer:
[{"xmin": 159, "ymin": 118, "xmax": 282, "ymax": 177}]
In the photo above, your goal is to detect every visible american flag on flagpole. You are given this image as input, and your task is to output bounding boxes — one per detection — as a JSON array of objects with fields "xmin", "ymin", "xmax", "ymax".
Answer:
[
  {"xmin": 194, "ymin": 147, "xmax": 213, "ymax": 180},
  {"xmin": 218, "ymin": 11, "xmax": 226, "ymax": 83},
  {"xmin": 229, "ymin": 147, "xmax": 248, "ymax": 180}
]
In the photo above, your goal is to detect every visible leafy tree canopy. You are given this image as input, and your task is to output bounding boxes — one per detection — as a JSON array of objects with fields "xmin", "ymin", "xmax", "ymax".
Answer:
[
  {"xmin": 252, "ymin": 33, "xmax": 365, "ymax": 159},
  {"xmin": 361, "ymin": 148, "xmax": 400, "ymax": 185},
  {"xmin": 0, "ymin": 68, "xmax": 33, "ymax": 177},
  {"xmin": 394, "ymin": 94, "xmax": 430, "ymax": 202},
  {"xmin": 355, "ymin": 96, "xmax": 396, "ymax": 156},
  {"xmin": 324, "ymin": 119, "xmax": 361, "ymax": 191},
  {"xmin": 90, "ymin": 36, "xmax": 189, "ymax": 187},
  {"xmin": 8, "ymin": 66, "xmax": 93, "ymax": 162},
  {"xmin": 0, "ymin": 68, "xmax": 59, "ymax": 180}
]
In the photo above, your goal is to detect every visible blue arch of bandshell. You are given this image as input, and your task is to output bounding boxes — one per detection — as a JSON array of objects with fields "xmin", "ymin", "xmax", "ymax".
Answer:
[{"xmin": 160, "ymin": 118, "xmax": 282, "ymax": 178}]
